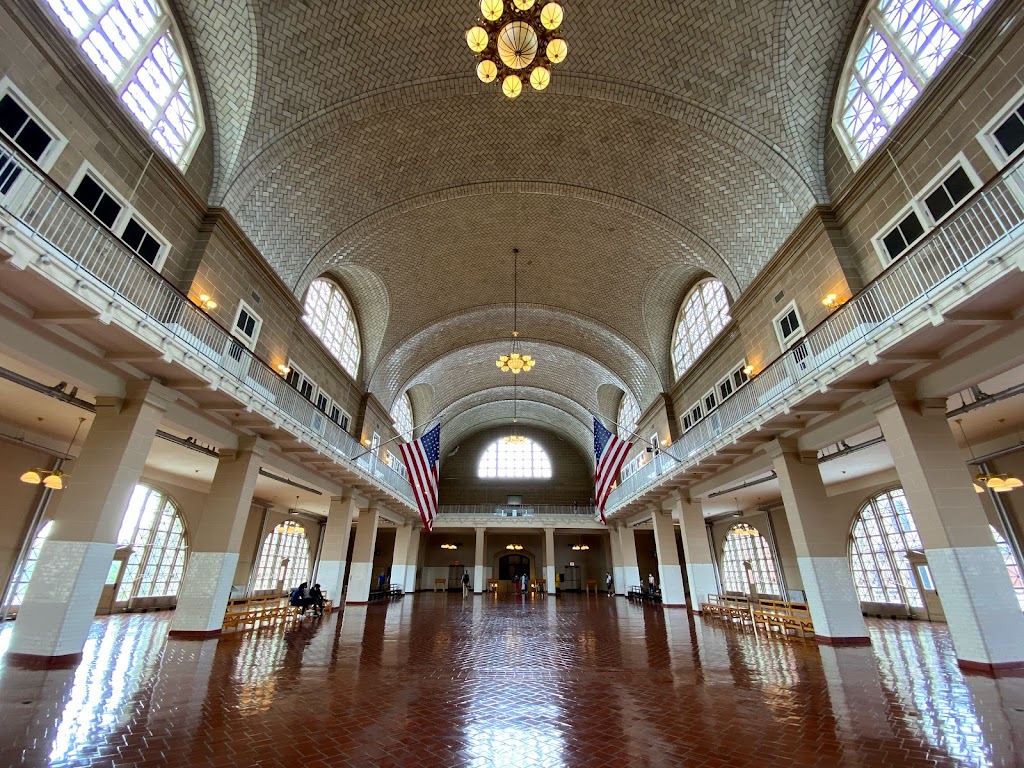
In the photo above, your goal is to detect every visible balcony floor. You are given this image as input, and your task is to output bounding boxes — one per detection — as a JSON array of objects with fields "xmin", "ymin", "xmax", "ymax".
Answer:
[{"xmin": 0, "ymin": 597, "xmax": 1020, "ymax": 767}]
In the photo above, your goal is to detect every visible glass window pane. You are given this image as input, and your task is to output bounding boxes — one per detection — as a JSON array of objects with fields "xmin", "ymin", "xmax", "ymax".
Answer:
[
  {"xmin": 302, "ymin": 279, "xmax": 361, "ymax": 378},
  {"xmin": 673, "ymin": 279, "xmax": 731, "ymax": 378}
]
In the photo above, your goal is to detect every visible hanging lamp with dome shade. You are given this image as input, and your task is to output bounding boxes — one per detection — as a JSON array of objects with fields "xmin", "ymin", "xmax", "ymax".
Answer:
[{"xmin": 466, "ymin": 0, "xmax": 567, "ymax": 98}]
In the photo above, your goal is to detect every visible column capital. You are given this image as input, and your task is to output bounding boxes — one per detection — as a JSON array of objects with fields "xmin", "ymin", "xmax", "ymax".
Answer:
[
  {"xmin": 765, "ymin": 438, "xmax": 817, "ymax": 464},
  {"xmin": 861, "ymin": 381, "xmax": 917, "ymax": 413},
  {"xmin": 661, "ymin": 489, "xmax": 698, "ymax": 512},
  {"xmin": 125, "ymin": 379, "xmax": 179, "ymax": 412}
]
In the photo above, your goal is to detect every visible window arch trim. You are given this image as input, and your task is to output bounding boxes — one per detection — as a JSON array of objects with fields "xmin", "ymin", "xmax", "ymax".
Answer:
[
  {"xmin": 302, "ymin": 277, "xmax": 362, "ymax": 379},
  {"xmin": 671, "ymin": 277, "xmax": 732, "ymax": 380}
]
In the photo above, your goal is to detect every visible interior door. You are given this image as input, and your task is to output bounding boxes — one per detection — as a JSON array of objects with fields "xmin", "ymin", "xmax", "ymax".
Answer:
[{"xmin": 906, "ymin": 550, "xmax": 945, "ymax": 622}]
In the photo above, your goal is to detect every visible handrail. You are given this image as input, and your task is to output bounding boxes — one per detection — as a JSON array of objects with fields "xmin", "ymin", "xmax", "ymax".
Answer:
[
  {"xmin": 439, "ymin": 504, "xmax": 598, "ymax": 516},
  {"xmin": 0, "ymin": 138, "xmax": 415, "ymax": 505},
  {"xmin": 608, "ymin": 157, "xmax": 1024, "ymax": 511}
]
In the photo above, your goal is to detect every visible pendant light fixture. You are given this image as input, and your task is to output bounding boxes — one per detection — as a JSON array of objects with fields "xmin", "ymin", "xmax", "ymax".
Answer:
[
  {"xmin": 504, "ymin": 376, "xmax": 527, "ymax": 444},
  {"xmin": 955, "ymin": 418, "xmax": 1022, "ymax": 493},
  {"xmin": 20, "ymin": 416, "xmax": 86, "ymax": 490},
  {"xmin": 496, "ymin": 248, "xmax": 535, "ymax": 374}
]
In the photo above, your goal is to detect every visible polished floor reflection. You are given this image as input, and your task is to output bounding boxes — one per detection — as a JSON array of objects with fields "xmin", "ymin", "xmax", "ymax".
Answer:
[{"xmin": 1, "ymin": 595, "xmax": 1022, "ymax": 767}]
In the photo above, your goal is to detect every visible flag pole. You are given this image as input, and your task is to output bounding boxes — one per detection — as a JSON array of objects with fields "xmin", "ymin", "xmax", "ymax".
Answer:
[
  {"xmin": 588, "ymin": 409, "xmax": 685, "ymax": 466},
  {"xmin": 348, "ymin": 410, "xmax": 446, "ymax": 462}
]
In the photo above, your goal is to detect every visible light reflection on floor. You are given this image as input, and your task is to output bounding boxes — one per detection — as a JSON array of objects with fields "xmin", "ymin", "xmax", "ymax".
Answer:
[{"xmin": 0, "ymin": 601, "xmax": 1020, "ymax": 767}]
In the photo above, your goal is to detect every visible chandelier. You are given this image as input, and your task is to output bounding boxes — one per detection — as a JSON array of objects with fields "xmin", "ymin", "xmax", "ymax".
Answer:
[
  {"xmin": 954, "ymin": 419, "xmax": 1022, "ymax": 493},
  {"xmin": 506, "ymin": 541, "xmax": 524, "ymax": 550},
  {"xmin": 496, "ymin": 248, "xmax": 536, "ymax": 374},
  {"xmin": 466, "ymin": 0, "xmax": 567, "ymax": 99},
  {"xmin": 20, "ymin": 417, "xmax": 86, "ymax": 490}
]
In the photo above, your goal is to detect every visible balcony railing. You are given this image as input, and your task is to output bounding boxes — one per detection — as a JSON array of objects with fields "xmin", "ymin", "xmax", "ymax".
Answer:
[
  {"xmin": 608, "ymin": 157, "xmax": 1024, "ymax": 512},
  {"xmin": 439, "ymin": 504, "xmax": 598, "ymax": 517},
  {"xmin": 0, "ymin": 138, "xmax": 415, "ymax": 505}
]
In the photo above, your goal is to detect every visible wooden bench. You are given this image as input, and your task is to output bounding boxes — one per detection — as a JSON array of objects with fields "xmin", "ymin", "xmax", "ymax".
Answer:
[
  {"xmin": 368, "ymin": 585, "xmax": 405, "ymax": 602},
  {"xmin": 584, "ymin": 579, "xmax": 598, "ymax": 595},
  {"xmin": 221, "ymin": 592, "xmax": 334, "ymax": 632},
  {"xmin": 753, "ymin": 599, "xmax": 814, "ymax": 638},
  {"xmin": 434, "ymin": 578, "xmax": 447, "ymax": 592},
  {"xmin": 627, "ymin": 585, "xmax": 663, "ymax": 604},
  {"xmin": 700, "ymin": 594, "xmax": 754, "ymax": 627}
]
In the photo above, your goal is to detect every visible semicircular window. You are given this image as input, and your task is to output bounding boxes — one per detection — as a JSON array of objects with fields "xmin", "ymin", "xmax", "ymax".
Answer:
[
  {"xmin": 835, "ymin": 0, "xmax": 995, "ymax": 165},
  {"xmin": 477, "ymin": 438, "xmax": 552, "ymax": 479},
  {"xmin": 391, "ymin": 392, "xmax": 414, "ymax": 439},
  {"xmin": 617, "ymin": 393, "xmax": 641, "ymax": 440},
  {"xmin": 303, "ymin": 278, "xmax": 361, "ymax": 378},
  {"xmin": 41, "ymin": 0, "xmax": 204, "ymax": 169},
  {"xmin": 721, "ymin": 523, "xmax": 783, "ymax": 597},
  {"xmin": 672, "ymin": 279, "xmax": 731, "ymax": 379}
]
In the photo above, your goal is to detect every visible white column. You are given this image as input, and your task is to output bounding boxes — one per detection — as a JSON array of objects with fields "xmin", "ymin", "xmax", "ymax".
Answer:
[
  {"xmin": 474, "ymin": 527, "xmax": 485, "ymax": 594},
  {"xmin": 651, "ymin": 507, "xmax": 686, "ymax": 606},
  {"xmin": 170, "ymin": 437, "xmax": 266, "ymax": 636},
  {"xmin": 316, "ymin": 495, "xmax": 356, "ymax": 607},
  {"xmin": 390, "ymin": 524, "xmax": 412, "ymax": 593},
  {"xmin": 871, "ymin": 387, "xmax": 1024, "ymax": 672},
  {"xmin": 544, "ymin": 526, "xmax": 556, "ymax": 594},
  {"xmin": 672, "ymin": 494, "xmax": 719, "ymax": 612},
  {"xmin": 404, "ymin": 527, "xmax": 421, "ymax": 593},
  {"xmin": 346, "ymin": 503, "xmax": 380, "ymax": 604},
  {"xmin": 619, "ymin": 525, "xmax": 641, "ymax": 591},
  {"xmin": 609, "ymin": 525, "xmax": 624, "ymax": 595},
  {"xmin": 9, "ymin": 382, "xmax": 173, "ymax": 663},
  {"xmin": 771, "ymin": 441, "xmax": 870, "ymax": 645}
]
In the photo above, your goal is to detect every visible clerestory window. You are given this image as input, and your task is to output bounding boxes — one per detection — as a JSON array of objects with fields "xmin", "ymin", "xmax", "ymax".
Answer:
[
  {"xmin": 303, "ymin": 278, "xmax": 361, "ymax": 379},
  {"xmin": 617, "ymin": 393, "xmax": 640, "ymax": 440},
  {"xmin": 41, "ymin": 0, "xmax": 204, "ymax": 169},
  {"xmin": 477, "ymin": 438, "xmax": 552, "ymax": 479},
  {"xmin": 835, "ymin": 0, "xmax": 995, "ymax": 166},
  {"xmin": 672, "ymin": 279, "xmax": 731, "ymax": 378},
  {"xmin": 392, "ymin": 392, "xmax": 414, "ymax": 439}
]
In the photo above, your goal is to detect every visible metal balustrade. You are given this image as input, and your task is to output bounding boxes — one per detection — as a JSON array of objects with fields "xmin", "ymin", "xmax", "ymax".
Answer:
[
  {"xmin": 607, "ymin": 158, "xmax": 1024, "ymax": 513},
  {"xmin": 439, "ymin": 504, "xmax": 597, "ymax": 517},
  {"xmin": 0, "ymin": 140, "xmax": 415, "ymax": 505}
]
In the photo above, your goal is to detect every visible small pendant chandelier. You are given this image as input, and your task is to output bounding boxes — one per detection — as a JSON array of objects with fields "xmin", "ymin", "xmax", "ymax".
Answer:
[
  {"xmin": 956, "ymin": 418, "xmax": 1023, "ymax": 493},
  {"xmin": 20, "ymin": 417, "xmax": 86, "ymax": 490},
  {"xmin": 496, "ymin": 248, "xmax": 536, "ymax": 374},
  {"xmin": 466, "ymin": 0, "xmax": 567, "ymax": 99}
]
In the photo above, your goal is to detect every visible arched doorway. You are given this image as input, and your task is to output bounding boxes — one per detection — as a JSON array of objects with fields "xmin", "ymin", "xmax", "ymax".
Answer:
[{"xmin": 497, "ymin": 553, "xmax": 531, "ymax": 593}]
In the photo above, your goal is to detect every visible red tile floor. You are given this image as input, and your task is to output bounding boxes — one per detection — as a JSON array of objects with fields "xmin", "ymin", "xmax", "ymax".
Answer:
[{"xmin": 1, "ymin": 594, "xmax": 1022, "ymax": 767}]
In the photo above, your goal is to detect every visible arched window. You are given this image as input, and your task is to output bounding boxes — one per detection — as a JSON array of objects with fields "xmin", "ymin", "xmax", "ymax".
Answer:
[
  {"xmin": 721, "ymin": 523, "xmax": 782, "ymax": 596},
  {"xmin": 849, "ymin": 488, "xmax": 923, "ymax": 607},
  {"xmin": 477, "ymin": 438, "xmax": 552, "ymax": 479},
  {"xmin": 41, "ymin": 0, "xmax": 204, "ymax": 169},
  {"xmin": 7, "ymin": 520, "xmax": 54, "ymax": 608},
  {"xmin": 252, "ymin": 520, "xmax": 311, "ymax": 593},
  {"xmin": 392, "ymin": 393, "xmax": 414, "ymax": 439},
  {"xmin": 835, "ymin": 0, "xmax": 994, "ymax": 165},
  {"xmin": 303, "ymin": 278, "xmax": 361, "ymax": 378},
  {"xmin": 617, "ymin": 393, "xmax": 640, "ymax": 440},
  {"xmin": 672, "ymin": 279, "xmax": 731, "ymax": 378},
  {"xmin": 990, "ymin": 525, "xmax": 1024, "ymax": 611},
  {"xmin": 115, "ymin": 483, "xmax": 188, "ymax": 602}
]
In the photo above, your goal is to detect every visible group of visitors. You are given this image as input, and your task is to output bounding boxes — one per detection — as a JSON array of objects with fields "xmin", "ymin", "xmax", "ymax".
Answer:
[
  {"xmin": 289, "ymin": 582, "xmax": 325, "ymax": 616},
  {"xmin": 513, "ymin": 573, "xmax": 530, "ymax": 594}
]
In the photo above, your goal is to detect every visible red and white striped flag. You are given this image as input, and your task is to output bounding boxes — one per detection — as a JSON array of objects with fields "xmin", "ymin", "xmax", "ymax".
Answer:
[
  {"xmin": 399, "ymin": 423, "xmax": 441, "ymax": 532},
  {"xmin": 593, "ymin": 418, "xmax": 634, "ymax": 524}
]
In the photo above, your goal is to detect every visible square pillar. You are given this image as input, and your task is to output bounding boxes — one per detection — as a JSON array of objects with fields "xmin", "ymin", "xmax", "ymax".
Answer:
[
  {"xmin": 9, "ymin": 382, "xmax": 174, "ymax": 664},
  {"xmin": 871, "ymin": 387, "xmax": 1024, "ymax": 672},
  {"xmin": 670, "ymin": 494, "xmax": 719, "ymax": 611},
  {"xmin": 619, "ymin": 525, "xmax": 641, "ymax": 591},
  {"xmin": 317, "ymin": 495, "xmax": 356, "ymax": 607},
  {"xmin": 390, "ymin": 523, "xmax": 413, "ymax": 591},
  {"xmin": 544, "ymin": 527, "xmax": 556, "ymax": 594},
  {"xmin": 609, "ymin": 526, "xmax": 624, "ymax": 595},
  {"xmin": 474, "ymin": 528, "xmax": 485, "ymax": 594},
  {"xmin": 651, "ymin": 507, "xmax": 686, "ymax": 606},
  {"xmin": 771, "ymin": 441, "xmax": 870, "ymax": 645},
  {"xmin": 346, "ymin": 503, "xmax": 380, "ymax": 604},
  {"xmin": 169, "ymin": 437, "xmax": 266, "ymax": 637},
  {"xmin": 403, "ymin": 527, "xmax": 421, "ymax": 593}
]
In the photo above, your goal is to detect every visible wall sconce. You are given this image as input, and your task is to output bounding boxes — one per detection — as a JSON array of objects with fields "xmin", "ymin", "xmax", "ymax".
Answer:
[
  {"xmin": 742, "ymin": 364, "xmax": 755, "ymax": 378},
  {"xmin": 660, "ymin": 437, "xmax": 670, "ymax": 447},
  {"xmin": 277, "ymin": 363, "xmax": 291, "ymax": 376},
  {"xmin": 822, "ymin": 293, "xmax": 845, "ymax": 311},
  {"xmin": 197, "ymin": 294, "xmax": 217, "ymax": 311},
  {"xmin": 362, "ymin": 437, "xmax": 372, "ymax": 447}
]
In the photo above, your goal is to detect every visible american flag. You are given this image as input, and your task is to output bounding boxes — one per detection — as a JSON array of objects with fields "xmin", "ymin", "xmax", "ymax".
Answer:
[
  {"xmin": 400, "ymin": 423, "xmax": 441, "ymax": 532},
  {"xmin": 593, "ymin": 418, "xmax": 634, "ymax": 525}
]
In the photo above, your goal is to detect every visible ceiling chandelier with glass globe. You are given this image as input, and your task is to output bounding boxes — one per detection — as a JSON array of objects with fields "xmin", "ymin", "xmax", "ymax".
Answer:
[
  {"xmin": 496, "ymin": 248, "xmax": 536, "ymax": 374},
  {"xmin": 466, "ymin": 0, "xmax": 567, "ymax": 99}
]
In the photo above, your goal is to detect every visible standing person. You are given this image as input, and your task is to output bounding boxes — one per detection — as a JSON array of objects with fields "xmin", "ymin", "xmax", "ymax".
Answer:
[
  {"xmin": 522, "ymin": 573, "xmax": 529, "ymax": 594},
  {"xmin": 514, "ymin": 573, "xmax": 521, "ymax": 595},
  {"xmin": 648, "ymin": 573, "xmax": 657, "ymax": 595},
  {"xmin": 605, "ymin": 571, "xmax": 613, "ymax": 595},
  {"xmin": 310, "ymin": 583, "xmax": 325, "ymax": 616},
  {"xmin": 378, "ymin": 570, "xmax": 387, "ymax": 590},
  {"xmin": 462, "ymin": 571, "xmax": 471, "ymax": 597}
]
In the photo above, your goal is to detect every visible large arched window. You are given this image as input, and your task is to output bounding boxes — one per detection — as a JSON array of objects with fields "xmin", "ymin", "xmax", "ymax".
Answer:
[
  {"xmin": 991, "ymin": 525, "xmax": 1024, "ymax": 611},
  {"xmin": 672, "ymin": 279, "xmax": 731, "ymax": 378},
  {"xmin": 252, "ymin": 520, "xmax": 311, "ymax": 593},
  {"xmin": 303, "ymin": 278, "xmax": 361, "ymax": 378},
  {"xmin": 41, "ymin": 0, "xmax": 204, "ymax": 169},
  {"xmin": 477, "ymin": 438, "xmax": 552, "ymax": 479},
  {"xmin": 849, "ymin": 488, "xmax": 923, "ymax": 607},
  {"xmin": 721, "ymin": 523, "xmax": 782, "ymax": 596},
  {"xmin": 835, "ymin": 0, "xmax": 994, "ymax": 165},
  {"xmin": 115, "ymin": 484, "xmax": 188, "ymax": 602},
  {"xmin": 392, "ymin": 393, "xmax": 414, "ymax": 439},
  {"xmin": 617, "ymin": 393, "xmax": 640, "ymax": 440},
  {"xmin": 7, "ymin": 520, "xmax": 54, "ymax": 608}
]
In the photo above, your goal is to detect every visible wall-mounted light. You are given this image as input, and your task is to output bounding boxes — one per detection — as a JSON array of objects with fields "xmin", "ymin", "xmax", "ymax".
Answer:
[
  {"xmin": 362, "ymin": 437, "xmax": 372, "ymax": 447},
  {"xmin": 660, "ymin": 437, "xmax": 670, "ymax": 447},
  {"xmin": 198, "ymin": 294, "xmax": 218, "ymax": 311},
  {"xmin": 277, "ymin": 363, "xmax": 291, "ymax": 376},
  {"xmin": 742, "ymin": 364, "xmax": 755, "ymax": 378}
]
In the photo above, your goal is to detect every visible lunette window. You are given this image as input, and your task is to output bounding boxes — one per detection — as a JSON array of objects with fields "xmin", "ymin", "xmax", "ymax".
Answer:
[
  {"xmin": 477, "ymin": 438, "xmax": 553, "ymax": 479},
  {"xmin": 303, "ymin": 278, "xmax": 361, "ymax": 378},
  {"xmin": 392, "ymin": 393, "xmax": 414, "ymax": 439},
  {"xmin": 41, "ymin": 0, "xmax": 204, "ymax": 169},
  {"xmin": 617, "ymin": 393, "xmax": 640, "ymax": 440},
  {"xmin": 672, "ymin": 279, "xmax": 731, "ymax": 378},
  {"xmin": 252, "ymin": 521, "xmax": 311, "ymax": 593},
  {"xmin": 721, "ymin": 523, "xmax": 782, "ymax": 597},
  {"xmin": 835, "ymin": 0, "xmax": 995, "ymax": 165}
]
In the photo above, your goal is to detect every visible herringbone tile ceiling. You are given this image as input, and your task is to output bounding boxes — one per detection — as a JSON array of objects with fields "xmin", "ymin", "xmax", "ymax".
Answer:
[{"xmin": 175, "ymin": 0, "xmax": 862, "ymax": 451}]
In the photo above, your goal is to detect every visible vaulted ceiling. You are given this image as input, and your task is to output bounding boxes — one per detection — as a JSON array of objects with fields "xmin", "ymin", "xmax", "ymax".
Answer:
[{"xmin": 176, "ymin": 0, "xmax": 864, "ymax": 459}]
